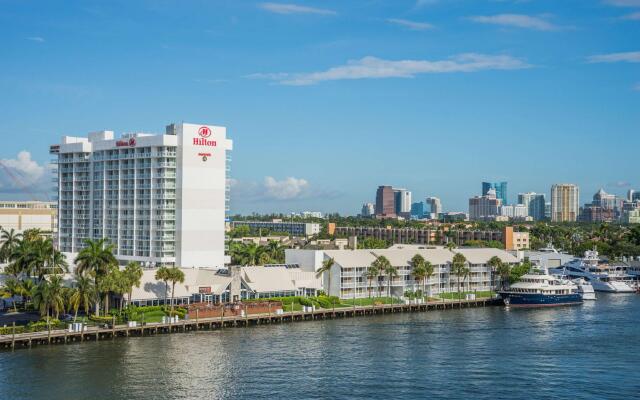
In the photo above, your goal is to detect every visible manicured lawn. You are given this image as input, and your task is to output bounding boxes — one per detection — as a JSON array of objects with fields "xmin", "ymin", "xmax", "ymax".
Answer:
[
  {"xmin": 282, "ymin": 303, "xmax": 303, "ymax": 312},
  {"xmin": 436, "ymin": 291, "xmax": 495, "ymax": 300},
  {"xmin": 135, "ymin": 310, "xmax": 167, "ymax": 323},
  {"xmin": 339, "ymin": 297, "xmax": 397, "ymax": 306}
]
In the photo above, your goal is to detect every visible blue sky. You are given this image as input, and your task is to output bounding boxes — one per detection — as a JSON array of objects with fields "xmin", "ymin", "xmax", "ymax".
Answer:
[{"xmin": 0, "ymin": 0, "xmax": 639, "ymax": 214}]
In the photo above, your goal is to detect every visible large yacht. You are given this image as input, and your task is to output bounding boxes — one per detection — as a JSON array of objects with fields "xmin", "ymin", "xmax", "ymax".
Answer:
[
  {"xmin": 498, "ymin": 271, "xmax": 582, "ymax": 307},
  {"xmin": 549, "ymin": 250, "xmax": 635, "ymax": 293}
]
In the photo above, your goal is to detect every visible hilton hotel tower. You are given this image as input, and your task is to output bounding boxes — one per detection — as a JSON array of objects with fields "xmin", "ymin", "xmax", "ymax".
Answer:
[{"xmin": 50, "ymin": 123, "xmax": 233, "ymax": 268}]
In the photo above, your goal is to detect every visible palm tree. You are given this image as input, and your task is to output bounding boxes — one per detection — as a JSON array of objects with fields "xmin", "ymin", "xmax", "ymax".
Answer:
[
  {"xmin": 266, "ymin": 240, "xmax": 284, "ymax": 263},
  {"xmin": 364, "ymin": 264, "xmax": 378, "ymax": 300},
  {"xmin": 19, "ymin": 278, "xmax": 35, "ymax": 307},
  {"xmin": 155, "ymin": 266, "xmax": 171, "ymax": 308},
  {"xmin": 0, "ymin": 228, "xmax": 22, "ymax": 262},
  {"xmin": 497, "ymin": 263, "xmax": 511, "ymax": 290},
  {"xmin": 316, "ymin": 257, "xmax": 335, "ymax": 296},
  {"xmin": 411, "ymin": 254, "xmax": 427, "ymax": 298},
  {"xmin": 451, "ymin": 253, "xmax": 468, "ymax": 300},
  {"xmin": 75, "ymin": 238, "xmax": 117, "ymax": 316},
  {"xmin": 69, "ymin": 275, "xmax": 95, "ymax": 322},
  {"xmin": 487, "ymin": 256, "xmax": 502, "ymax": 293},
  {"xmin": 31, "ymin": 280, "xmax": 52, "ymax": 320},
  {"xmin": 21, "ymin": 228, "xmax": 42, "ymax": 243},
  {"xmin": 424, "ymin": 261, "xmax": 434, "ymax": 299},
  {"xmin": 167, "ymin": 267, "xmax": 185, "ymax": 313},
  {"xmin": 445, "ymin": 241, "xmax": 457, "ymax": 251},
  {"xmin": 47, "ymin": 275, "xmax": 65, "ymax": 320},
  {"xmin": 2, "ymin": 277, "xmax": 22, "ymax": 312},
  {"xmin": 238, "ymin": 243, "xmax": 270, "ymax": 265},
  {"xmin": 123, "ymin": 262, "xmax": 143, "ymax": 306}
]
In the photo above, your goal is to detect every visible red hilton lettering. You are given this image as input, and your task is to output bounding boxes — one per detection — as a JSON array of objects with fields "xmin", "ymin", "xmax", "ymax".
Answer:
[{"xmin": 193, "ymin": 137, "xmax": 217, "ymax": 147}]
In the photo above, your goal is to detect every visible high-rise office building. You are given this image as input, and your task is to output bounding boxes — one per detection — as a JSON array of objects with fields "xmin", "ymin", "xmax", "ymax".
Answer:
[
  {"xmin": 393, "ymin": 188, "xmax": 412, "ymax": 216},
  {"xmin": 361, "ymin": 203, "xmax": 375, "ymax": 217},
  {"xmin": 50, "ymin": 122, "xmax": 233, "ymax": 268},
  {"xmin": 482, "ymin": 181, "xmax": 508, "ymax": 205},
  {"xmin": 410, "ymin": 202, "xmax": 426, "ymax": 219},
  {"xmin": 469, "ymin": 188, "xmax": 502, "ymax": 221},
  {"xmin": 518, "ymin": 192, "xmax": 546, "ymax": 221},
  {"xmin": 425, "ymin": 197, "xmax": 442, "ymax": 218},
  {"xmin": 551, "ymin": 184, "xmax": 579, "ymax": 222},
  {"xmin": 375, "ymin": 186, "xmax": 396, "ymax": 217}
]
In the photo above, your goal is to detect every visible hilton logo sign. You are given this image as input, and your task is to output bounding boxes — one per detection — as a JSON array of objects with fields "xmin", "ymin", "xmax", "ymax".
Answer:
[
  {"xmin": 193, "ymin": 126, "xmax": 217, "ymax": 147},
  {"xmin": 116, "ymin": 138, "xmax": 136, "ymax": 147}
]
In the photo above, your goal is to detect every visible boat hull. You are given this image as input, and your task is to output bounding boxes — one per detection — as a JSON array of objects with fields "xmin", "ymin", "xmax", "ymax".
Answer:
[{"xmin": 499, "ymin": 292, "xmax": 583, "ymax": 307}]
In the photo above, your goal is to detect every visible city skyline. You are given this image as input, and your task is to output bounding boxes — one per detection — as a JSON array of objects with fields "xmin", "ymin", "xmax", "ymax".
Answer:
[{"xmin": 1, "ymin": 0, "xmax": 639, "ymax": 214}]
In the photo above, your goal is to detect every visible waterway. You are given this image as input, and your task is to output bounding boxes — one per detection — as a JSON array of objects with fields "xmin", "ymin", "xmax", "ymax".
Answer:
[{"xmin": 1, "ymin": 294, "xmax": 639, "ymax": 399}]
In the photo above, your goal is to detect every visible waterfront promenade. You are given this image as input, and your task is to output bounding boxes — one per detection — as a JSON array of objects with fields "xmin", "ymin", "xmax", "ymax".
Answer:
[{"xmin": 0, "ymin": 297, "xmax": 497, "ymax": 350}]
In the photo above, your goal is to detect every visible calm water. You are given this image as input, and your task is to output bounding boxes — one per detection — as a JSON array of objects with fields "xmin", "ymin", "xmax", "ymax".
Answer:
[{"xmin": 2, "ymin": 294, "xmax": 640, "ymax": 400}]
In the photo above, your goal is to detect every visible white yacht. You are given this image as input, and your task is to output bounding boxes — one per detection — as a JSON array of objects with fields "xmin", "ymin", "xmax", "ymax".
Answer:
[
  {"xmin": 572, "ymin": 278, "xmax": 596, "ymax": 300},
  {"xmin": 549, "ymin": 250, "xmax": 635, "ymax": 293},
  {"xmin": 499, "ymin": 270, "xmax": 582, "ymax": 307}
]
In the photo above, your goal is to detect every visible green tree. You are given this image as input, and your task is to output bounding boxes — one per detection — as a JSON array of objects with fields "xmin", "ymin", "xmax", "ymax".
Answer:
[
  {"xmin": 75, "ymin": 238, "xmax": 117, "ymax": 316},
  {"xmin": 316, "ymin": 257, "xmax": 336, "ymax": 296},
  {"xmin": 411, "ymin": 254, "xmax": 427, "ymax": 298},
  {"xmin": 487, "ymin": 256, "xmax": 502, "ymax": 293},
  {"xmin": 167, "ymin": 267, "xmax": 185, "ymax": 313},
  {"xmin": 155, "ymin": 266, "xmax": 171, "ymax": 308},
  {"xmin": 424, "ymin": 261, "xmax": 435, "ymax": 298},
  {"xmin": 123, "ymin": 261, "xmax": 143, "ymax": 305},
  {"xmin": 363, "ymin": 265, "xmax": 378, "ymax": 300},
  {"xmin": 266, "ymin": 240, "xmax": 285, "ymax": 263},
  {"xmin": 69, "ymin": 275, "xmax": 95, "ymax": 322},
  {"xmin": 497, "ymin": 262, "xmax": 511, "ymax": 290},
  {"xmin": 451, "ymin": 253, "xmax": 468, "ymax": 300},
  {"xmin": 0, "ymin": 228, "xmax": 22, "ymax": 263},
  {"xmin": 2, "ymin": 277, "xmax": 22, "ymax": 312}
]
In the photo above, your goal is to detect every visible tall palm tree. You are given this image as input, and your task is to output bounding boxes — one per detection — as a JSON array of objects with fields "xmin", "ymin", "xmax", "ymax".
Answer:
[
  {"xmin": 385, "ymin": 264, "xmax": 398, "ymax": 300},
  {"xmin": 266, "ymin": 240, "xmax": 284, "ymax": 263},
  {"xmin": 451, "ymin": 253, "xmax": 468, "ymax": 300},
  {"xmin": 19, "ymin": 278, "xmax": 36, "ymax": 307},
  {"xmin": 69, "ymin": 275, "xmax": 95, "ymax": 322},
  {"xmin": 2, "ymin": 277, "xmax": 22, "ymax": 312},
  {"xmin": 155, "ymin": 266, "xmax": 171, "ymax": 308},
  {"xmin": 424, "ymin": 261, "xmax": 434, "ymax": 299},
  {"xmin": 31, "ymin": 280, "xmax": 52, "ymax": 320},
  {"xmin": 411, "ymin": 254, "xmax": 427, "ymax": 298},
  {"xmin": 124, "ymin": 261, "xmax": 143, "ymax": 305},
  {"xmin": 0, "ymin": 228, "xmax": 22, "ymax": 262},
  {"xmin": 364, "ymin": 264, "xmax": 378, "ymax": 300},
  {"xmin": 487, "ymin": 256, "xmax": 502, "ymax": 293},
  {"xmin": 168, "ymin": 267, "xmax": 185, "ymax": 313},
  {"xmin": 47, "ymin": 275, "xmax": 65, "ymax": 320},
  {"xmin": 445, "ymin": 241, "xmax": 457, "ymax": 251},
  {"xmin": 21, "ymin": 228, "xmax": 43, "ymax": 243},
  {"xmin": 316, "ymin": 257, "xmax": 335, "ymax": 296},
  {"xmin": 497, "ymin": 263, "xmax": 511, "ymax": 290},
  {"xmin": 75, "ymin": 238, "xmax": 117, "ymax": 316},
  {"xmin": 239, "ymin": 243, "xmax": 269, "ymax": 265}
]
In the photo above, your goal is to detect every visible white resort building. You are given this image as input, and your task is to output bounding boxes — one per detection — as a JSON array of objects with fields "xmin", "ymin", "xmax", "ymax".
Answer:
[{"xmin": 286, "ymin": 246, "xmax": 518, "ymax": 299}]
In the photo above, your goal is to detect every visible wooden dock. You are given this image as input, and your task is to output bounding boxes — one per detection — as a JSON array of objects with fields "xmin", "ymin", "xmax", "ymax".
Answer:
[{"xmin": 0, "ymin": 298, "xmax": 499, "ymax": 351}]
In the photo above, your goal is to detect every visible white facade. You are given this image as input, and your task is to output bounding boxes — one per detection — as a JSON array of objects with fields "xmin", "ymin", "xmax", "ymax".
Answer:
[
  {"xmin": 393, "ymin": 188, "xmax": 412, "ymax": 214},
  {"xmin": 51, "ymin": 122, "xmax": 232, "ymax": 268},
  {"xmin": 360, "ymin": 203, "xmax": 375, "ymax": 217},
  {"xmin": 500, "ymin": 204, "xmax": 528, "ymax": 219},
  {"xmin": 425, "ymin": 197, "xmax": 442, "ymax": 217},
  {"xmin": 0, "ymin": 201, "xmax": 57, "ymax": 233},
  {"xmin": 286, "ymin": 248, "xmax": 519, "ymax": 299}
]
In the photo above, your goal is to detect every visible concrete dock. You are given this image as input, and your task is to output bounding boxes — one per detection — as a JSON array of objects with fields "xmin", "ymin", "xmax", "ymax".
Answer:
[{"xmin": 0, "ymin": 298, "xmax": 499, "ymax": 351}]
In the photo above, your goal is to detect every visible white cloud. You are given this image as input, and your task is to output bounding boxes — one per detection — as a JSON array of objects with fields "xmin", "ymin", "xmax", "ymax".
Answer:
[
  {"xmin": 467, "ymin": 14, "xmax": 562, "ymax": 31},
  {"xmin": 249, "ymin": 53, "xmax": 532, "ymax": 86},
  {"xmin": 0, "ymin": 151, "xmax": 47, "ymax": 193},
  {"xmin": 621, "ymin": 12, "xmax": 640, "ymax": 19},
  {"xmin": 387, "ymin": 18, "xmax": 434, "ymax": 31},
  {"xmin": 259, "ymin": 2, "xmax": 336, "ymax": 15},
  {"xmin": 587, "ymin": 51, "xmax": 640, "ymax": 63},
  {"xmin": 230, "ymin": 176, "xmax": 340, "ymax": 202},
  {"xmin": 26, "ymin": 36, "xmax": 45, "ymax": 42},
  {"xmin": 263, "ymin": 177, "xmax": 309, "ymax": 200},
  {"xmin": 604, "ymin": 0, "xmax": 640, "ymax": 7}
]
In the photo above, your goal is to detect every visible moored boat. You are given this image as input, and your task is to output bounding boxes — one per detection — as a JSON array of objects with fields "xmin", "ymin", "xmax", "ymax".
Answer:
[{"xmin": 499, "ymin": 271, "xmax": 582, "ymax": 308}]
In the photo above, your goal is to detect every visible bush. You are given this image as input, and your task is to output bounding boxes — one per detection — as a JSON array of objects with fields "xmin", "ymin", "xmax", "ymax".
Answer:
[
  {"xmin": 0, "ymin": 326, "xmax": 25, "ymax": 335},
  {"xmin": 299, "ymin": 297, "xmax": 313, "ymax": 307}
]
